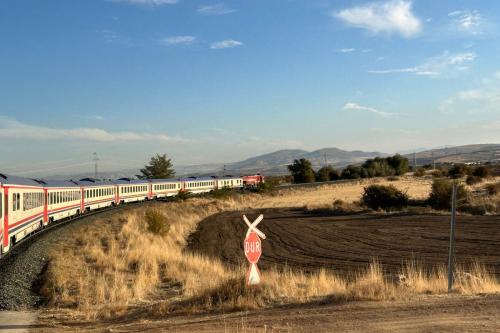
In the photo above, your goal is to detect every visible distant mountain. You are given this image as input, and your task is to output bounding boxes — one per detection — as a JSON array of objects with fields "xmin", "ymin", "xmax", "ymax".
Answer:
[
  {"xmin": 226, "ymin": 148, "xmax": 387, "ymax": 175},
  {"xmin": 405, "ymin": 144, "xmax": 500, "ymax": 166}
]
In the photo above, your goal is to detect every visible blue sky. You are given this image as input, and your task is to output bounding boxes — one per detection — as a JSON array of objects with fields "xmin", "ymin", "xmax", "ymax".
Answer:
[{"xmin": 1, "ymin": 0, "xmax": 500, "ymax": 176}]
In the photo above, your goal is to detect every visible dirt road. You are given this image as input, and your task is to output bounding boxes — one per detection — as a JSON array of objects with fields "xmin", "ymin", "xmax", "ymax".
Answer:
[{"xmin": 34, "ymin": 294, "xmax": 500, "ymax": 332}]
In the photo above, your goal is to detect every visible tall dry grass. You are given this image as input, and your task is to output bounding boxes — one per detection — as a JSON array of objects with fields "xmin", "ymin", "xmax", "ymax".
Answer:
[{"xmin": 39, "ymin": 178, "xmax": 499, "ymax": 319}]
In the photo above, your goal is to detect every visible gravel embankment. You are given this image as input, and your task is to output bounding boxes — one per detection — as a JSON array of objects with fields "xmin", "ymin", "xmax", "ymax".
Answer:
[{"xmin": 0, "ymin": 209, "xmax": 122, "ymax": 310}]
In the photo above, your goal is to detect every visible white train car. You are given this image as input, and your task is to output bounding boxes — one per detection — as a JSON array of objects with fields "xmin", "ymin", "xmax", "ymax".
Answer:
[
  {"xmin": 0, "ymin": 173, "xmax": 45, "ymax": 254},
  {"xmin": 150, "ymin": 179, "xmax": 182, "ymax": 198},
  {"xmin": 115, "ymin": 178, "xmax": 151, "ymax": 203},
  {"xmin": 180, "ymin": 177, "xmax": 216, "ymax": 194},
  {"xmin": 78, "ymin": 178, "xmax": 116, "ymax": 211},
  {"xmin": 44, "ymin": 179, "xmax": 82, "ymax": 223},
  {"xmin": 216, "ymin": 175, "xmax": 244, "ymax": 190}
]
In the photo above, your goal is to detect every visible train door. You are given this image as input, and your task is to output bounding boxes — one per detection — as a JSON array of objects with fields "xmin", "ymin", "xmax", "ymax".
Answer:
[{"xmin": 2, "ymin": 188, "xmax": 9, "ymax": 252}]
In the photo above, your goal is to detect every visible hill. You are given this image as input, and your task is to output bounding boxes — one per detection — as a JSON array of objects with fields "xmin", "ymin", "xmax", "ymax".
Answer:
[
  {"xmin": 227, "ymin": 148, "xmax": 386, "ymax": 175},
  {"xmin": 405, "ymin": 144, "xmax": 500, "ymax": 166}
]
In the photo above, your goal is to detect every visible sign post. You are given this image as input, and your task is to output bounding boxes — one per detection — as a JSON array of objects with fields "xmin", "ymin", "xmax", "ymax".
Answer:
[
  {"xmin": 243, "ymin": 214, "xmax": 265, "ymax": 286},
  {"xmin": 447, "ymin": 182, "xmax": 458, "ymax": 293}
]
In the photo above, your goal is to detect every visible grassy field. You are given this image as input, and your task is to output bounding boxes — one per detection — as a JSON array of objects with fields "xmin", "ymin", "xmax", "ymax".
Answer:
[{"xmin": 39, "ymin": 176, "xmax": 499, "ymax": 321}]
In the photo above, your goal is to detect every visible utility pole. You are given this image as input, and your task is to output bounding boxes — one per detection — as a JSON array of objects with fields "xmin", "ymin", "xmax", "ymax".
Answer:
[
  {"xmin": 447, "ymin": 182, "xmax": 458, "ymax": 293},
  {"xmin": 93, "ymin": 152, "xmax": 99, "ymax": 179}
]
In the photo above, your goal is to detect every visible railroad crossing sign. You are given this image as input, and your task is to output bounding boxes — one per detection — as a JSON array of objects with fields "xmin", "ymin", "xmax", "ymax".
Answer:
[{"xmin": 243, "ymin": 214, "xmax": 265, "ymax": 286}]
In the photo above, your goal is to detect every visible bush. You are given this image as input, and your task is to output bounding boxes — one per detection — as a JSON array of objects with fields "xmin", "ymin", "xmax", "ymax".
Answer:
[
  {"xmin": 361, "ymin": 185, "xmax": 409, "ymax": 211},
  {"xmin": 255, "ymin": 181, "xmax": 276, "ymax": 193},
  {"xmin": 176, "ymin": 190, "xmax": 191, "ymax": 201},
  {"xmin": 145, "ymin": 209, "xmax": 170, "ymax": 236},
  {"xmin": 465, "ymin": 175, "xmax": 482, "ymax": 185},
  {"xmin": 211, "ymin": 187, "xmax": 234, "ymax": 199},
  {"xmin": 428, "ymin": 180, "xmax": 468, "ymax": 210},
  {"xmin": 448, "ymin": 164, "xmax": 471, "ymax": 179},
  {"xmin": 414, "ymin": 168, "xmax": 426, "ymax": 177},
  {"xmin": 473, "ymin": 166, "xmax": 490, "ymax": 178},
  {"xmin": 485, "ymin": 183, "xmax": 500, "ymax": 196}
]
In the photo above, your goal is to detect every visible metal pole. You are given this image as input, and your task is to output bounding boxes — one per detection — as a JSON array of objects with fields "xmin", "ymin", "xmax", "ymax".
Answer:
[{"xmin": 447, "ymin": 182, "xmax": 458, "ymax": 292}]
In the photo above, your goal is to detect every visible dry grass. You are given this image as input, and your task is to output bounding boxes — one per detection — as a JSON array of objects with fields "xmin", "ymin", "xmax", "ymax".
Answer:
[{"xmin": 39, "ymin": 177, "xmax": 499, "ymax": 319}]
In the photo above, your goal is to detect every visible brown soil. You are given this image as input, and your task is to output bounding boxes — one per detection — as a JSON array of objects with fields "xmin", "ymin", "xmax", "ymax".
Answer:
[
  {"xmin": 36, "ymin": 294, "xmax": 500, "ymax": 332},
  {"xmin": 187, "ymin": 208, "xmax": 500, "ymax": 277}
]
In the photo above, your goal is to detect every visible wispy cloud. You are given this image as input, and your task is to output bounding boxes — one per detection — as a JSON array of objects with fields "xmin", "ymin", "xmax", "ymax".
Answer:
[
  {"xmin": 369, "ymin": 51, "xmax": 476, "ymax": 78},
  {"xmin": 343, "ymin": 102, "xmax": 395, "ymax": 118},
  {"xmin": 210, "ymin": 39, "xmax": 243, "ymax": 49},
  {"xmin": 448, "ymin": 10, "xmax": 482, "ymax": 35},
  {"xmin": 440, "ymin": 72, "xmax": 500, "ymax": 113},
  {"xmin": 0, "ymin": 116, "xmax": 187, "ymax": 143},
  {"xmin": 160, "ymin": 35, "xmax": 196, "ymax": 46},
  {"xmin": 107, "ymin": 0, "xmax": 178, "ymax": 6},
  {"xmin": 338, "ymin": 48, "xmax": 356, "ymax": 53},
  {"xmin": 334, "ymin": 0, "xmax": 421, "ymax": 38},
  {"xmin": 198, "ymin": 3, "xmax": 237, "ymax": 16}
]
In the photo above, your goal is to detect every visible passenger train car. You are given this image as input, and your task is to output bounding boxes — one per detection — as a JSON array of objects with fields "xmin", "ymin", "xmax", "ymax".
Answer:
[
  {"xmin": 0, "ymin": 174, "xmax": 46, "ymax": 254},
  {"xmin": 0, "ymin": 172, "xmax": 262, "ymax": 256}
]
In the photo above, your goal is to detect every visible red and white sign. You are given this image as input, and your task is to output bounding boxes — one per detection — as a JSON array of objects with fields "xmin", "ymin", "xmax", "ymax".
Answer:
[{"xmin": 243, "ymin": 214, "xmax": 265, "ymax": 286}]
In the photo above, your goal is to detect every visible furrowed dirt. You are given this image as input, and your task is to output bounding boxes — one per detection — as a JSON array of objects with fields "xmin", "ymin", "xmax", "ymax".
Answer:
[{"xmin": 188, "ymin": 208, "xmax": 500, "ymax": 277}]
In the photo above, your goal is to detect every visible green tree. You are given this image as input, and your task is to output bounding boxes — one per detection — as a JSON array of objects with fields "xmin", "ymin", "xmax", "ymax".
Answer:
[
  {"xmin": 386, "ymin": 154, "xmax": 410, "ymax": 175},
  {"xmin": 138, "ymin": 154, "xmax": 175, "ymax": 179},
  {"xmin": 288, "ymin": 158, "xmax": 315, "ymax": 183},
  {"xmin": 316, "ymin": 166, "xmax": 339, "ymax": 182},
  {"xmin": 341, "ymin": 165, "xmax": 362, "ymax": 179}
]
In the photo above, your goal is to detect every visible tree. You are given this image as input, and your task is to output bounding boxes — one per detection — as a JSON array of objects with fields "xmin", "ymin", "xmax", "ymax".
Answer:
[
  {"xmin": 341, "ymin": 165, "xmax": 362, "ymax": 179},
  {"xmin": 288, "ymin": 158, "xmax": 315, "ymax": 183},
  {"xmin": 316, "ymin": 166, "xmax": 339, "ymax": 182},
  {"xmin": 386, "ymin": 154, "xmax": 410, "ymax": 175},
  {"xmin": 138, "ymin": 154, "xmax": 175, "ymax": 179}
]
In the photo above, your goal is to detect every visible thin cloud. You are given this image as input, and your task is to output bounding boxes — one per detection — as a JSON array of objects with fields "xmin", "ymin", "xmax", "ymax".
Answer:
[
  {"xmin": 338, "ymin": 48, "xmax": 356, "ymax": 53},
  {"xmin": 369, "ymin": 51, "xmax": 476, "ymax": 78},
  {"xmin": 198, "ymin": 3, "xmax": 237, "ymax": 16},
  {"xmin": 440, "ymin": 72, "xmax": 500, "ymax": 113},
  {"xmin": 0, "ymin": 116, "xmax": 187, "ymax": 143},
  {"xmin": 449, "ymin": 10, "xmax": 482, "ymax": 34},
  {"xmin": 160, "ymin": 35, "xmax": 196, "ymax": 46},
  {"xmin": 334, "ymin": 0, "xmax": 421, "ymax": 38},
  {"xmin": 210, "ymin": 39, "xmax": 243, "ymax": 49},
  {"xmin": 343, "ymin": 102, "xmax": 395, "ymax": 118},
  {"xmin": 107, "ymin": 0, "xmax": 178, "ymax": 5}
]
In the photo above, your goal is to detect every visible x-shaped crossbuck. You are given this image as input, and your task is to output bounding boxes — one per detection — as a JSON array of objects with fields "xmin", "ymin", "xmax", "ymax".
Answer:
[{"xmin": 243, "ymin": 214, "xmax": 266, "ymax": 239}]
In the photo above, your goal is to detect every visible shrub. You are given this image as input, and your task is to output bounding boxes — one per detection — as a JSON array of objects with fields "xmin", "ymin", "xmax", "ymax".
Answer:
[
  {"xmin": 386, "ymin": 176, "xmax": 399, "ymax": 182},
  {"xmin": 428, "ymin": 180, "xmax": 468, "ymax": 210},
  {"xmin": 145, "ymin": 209, "xmax": 170, "ymax": 236},
  {"xmin": 485, "ymin": 183, "xmax": 500, "ymax": 196},
  {"xmin": 255, "ymin": 181, "xmax": 276, "ymax": 193},
  {"xmin": 211, "ymin": 187, "xmax": 234, "ymax": 199},
  {"xmin": 448, "ymin": 164, "xmax": 471, "ymax": 179},
  {"xmin": 472, "ymin": 166, "xmax": 490, "ymax": 178},
  {"xmin": 361, "ymin": 185, "xmax": 409, "ymax": 211},
  {"xmin": 465, "ymin": 175, "xmax": 482, "ymax": 185},
  {"xmin": 414, "ymin": 168, "xmax": 425, "ymax": 177},
  {"xmin": 176, "ymin": 190, "xmax": 191, "ymax": 201}
]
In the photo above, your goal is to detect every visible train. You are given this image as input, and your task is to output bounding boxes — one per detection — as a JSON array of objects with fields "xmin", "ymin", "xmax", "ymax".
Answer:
[{"xmin": 0, "ymin": 173, "xmax": 264, "ymax": 256}]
